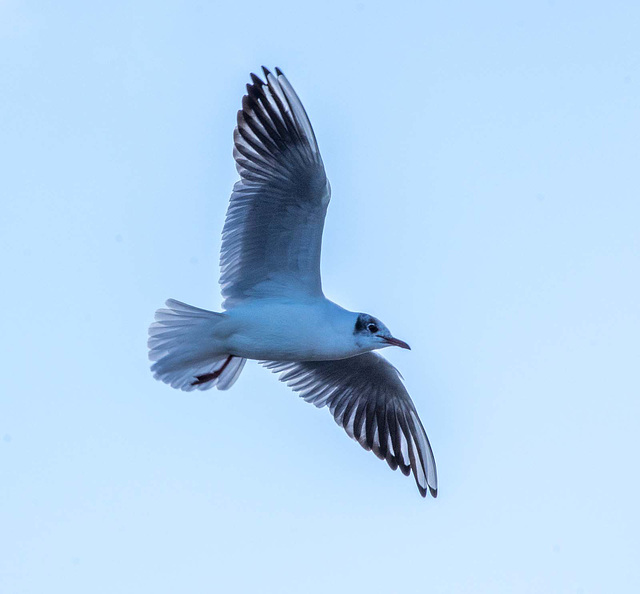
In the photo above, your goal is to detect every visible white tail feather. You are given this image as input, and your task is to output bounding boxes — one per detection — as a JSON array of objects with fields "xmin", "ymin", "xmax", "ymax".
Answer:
[{"xmin": 148, "ymin": 299, "xmax": 246, "ymax": 391}]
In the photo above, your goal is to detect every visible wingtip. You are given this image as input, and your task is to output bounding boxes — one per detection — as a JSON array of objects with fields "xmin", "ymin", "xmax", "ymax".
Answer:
[
  {"xmin": 417, "ymin": 484, "xmax": 437, "ymax": 498},
  {"xmin": 261, "ymin": 65, "xmax": 272, "ymax": 79},
  {"xmin": 249, "ymin": 72, "xmax": 264, "ymax": 87},
  {"xmin": 275, "ymin": 66, "xmax": 284, "ymax": 76}
]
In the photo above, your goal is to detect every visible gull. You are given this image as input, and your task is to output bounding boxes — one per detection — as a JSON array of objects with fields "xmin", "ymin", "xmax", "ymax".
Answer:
[{"xmin": 148, "ymin": 67, "xmax": 438, "ymax": 498}]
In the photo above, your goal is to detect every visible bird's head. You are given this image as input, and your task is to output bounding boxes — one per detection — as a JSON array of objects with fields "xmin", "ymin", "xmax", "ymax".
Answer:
[{"xmin": 353, "ymin": 313, "xmax": 411, "ymax": 351}]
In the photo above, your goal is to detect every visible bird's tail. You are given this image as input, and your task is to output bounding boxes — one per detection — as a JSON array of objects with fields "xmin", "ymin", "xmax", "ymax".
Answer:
[{"xmin": 148, "ymin": 299, "xmax": 246, "ymax": 391}]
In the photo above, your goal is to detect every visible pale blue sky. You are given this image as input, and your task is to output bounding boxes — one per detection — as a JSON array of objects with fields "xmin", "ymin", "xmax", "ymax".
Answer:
[{"xmin": 1, "ymin": 1, "xmax": 639, "ymax": 592}]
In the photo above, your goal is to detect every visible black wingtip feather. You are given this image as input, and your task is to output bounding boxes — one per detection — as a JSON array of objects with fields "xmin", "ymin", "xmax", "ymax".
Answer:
[
  {"xmin": 429, "ymin": 486, "xmax": 438, "ymax": 498},
  {"xmin": 261, "ymin": 65, "xmax": 272, "ymax": 79},
  {"xmin": 275, "ymin": 66, "xmax": 284, "ymax": 76}
]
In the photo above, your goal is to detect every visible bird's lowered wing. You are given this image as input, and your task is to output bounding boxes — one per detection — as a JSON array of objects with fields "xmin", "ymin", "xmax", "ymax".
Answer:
[
  {"xmin": 262, "ymin": 353, "xmax": 438, "ymax": 498},
  {"xmin": 220, "ymin": 67, "xmax": 330, "ymax": 308}
]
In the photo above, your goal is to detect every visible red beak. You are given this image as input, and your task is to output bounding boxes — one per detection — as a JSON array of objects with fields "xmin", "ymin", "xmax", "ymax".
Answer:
[{"xmin": 384, "ymin": 336, "xmax": 411, "ymax": 350}]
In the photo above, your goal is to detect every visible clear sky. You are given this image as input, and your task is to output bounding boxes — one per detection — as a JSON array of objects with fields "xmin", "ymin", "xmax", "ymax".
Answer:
[{"xmin": 1, "ymin": 1, "xmax": 639, "ymax": 592}]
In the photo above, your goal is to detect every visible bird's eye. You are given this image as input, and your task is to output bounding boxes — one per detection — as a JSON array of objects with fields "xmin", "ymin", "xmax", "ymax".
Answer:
[{"xmin": 367, "ymin": 323, "xmax": 378, "ymax": 333}]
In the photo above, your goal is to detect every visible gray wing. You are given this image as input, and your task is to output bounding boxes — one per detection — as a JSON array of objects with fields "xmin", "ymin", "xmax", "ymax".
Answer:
[
  {"xmin": 262, "ymin": 353, "xmax": 438, "ymax": 498},
  {"xmin": 220, "ymin": 67, "xmax": 331, "ymax": 308}
]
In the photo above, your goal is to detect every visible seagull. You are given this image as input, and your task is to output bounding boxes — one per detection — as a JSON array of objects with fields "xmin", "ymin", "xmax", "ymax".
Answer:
[{"xmin": 148, "ymin": 67, "xmax": 438, "ymax": 498}]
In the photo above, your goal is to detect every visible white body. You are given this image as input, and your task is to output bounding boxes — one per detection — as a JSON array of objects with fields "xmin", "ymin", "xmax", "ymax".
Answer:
[{"xmin": 220, "ymin": 298, "xmax": 363, "ymax": 361}]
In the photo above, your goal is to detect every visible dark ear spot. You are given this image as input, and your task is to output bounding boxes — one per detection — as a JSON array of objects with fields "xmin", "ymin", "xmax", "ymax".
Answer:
[{"xmin": 354, "ymin": 313, "xmax": 367, "ymax": 334}]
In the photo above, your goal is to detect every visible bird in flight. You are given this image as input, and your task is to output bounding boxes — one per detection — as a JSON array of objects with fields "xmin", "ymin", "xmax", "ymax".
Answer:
[{"xmin": 148, "ymin": 67, "xmax": 438, "ymax": 498}]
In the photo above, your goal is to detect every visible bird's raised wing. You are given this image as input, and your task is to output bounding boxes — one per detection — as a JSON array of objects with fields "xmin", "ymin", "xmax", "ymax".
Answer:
[
  {"xmin": 220, "ymin": 67, "xmax": 330, "ymax": 308},
  {"xmin": 262, "ymin": 353, "xmax": 438, "ymax": 498}
]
